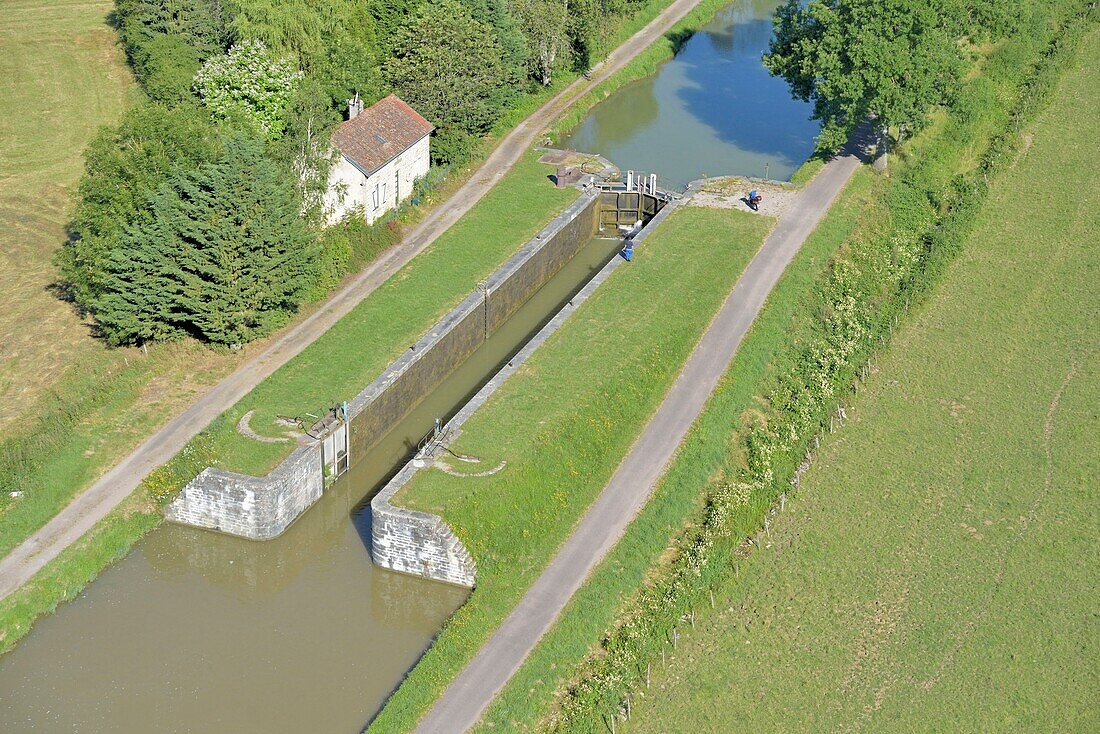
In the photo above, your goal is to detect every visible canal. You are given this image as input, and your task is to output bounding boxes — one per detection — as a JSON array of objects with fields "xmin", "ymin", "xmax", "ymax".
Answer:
[
  {"xmin": 0, "ymin": 234, "xmax": 624, "ymax": 732},
  {"xmin": 561, "ymin": 0, "xmax": 820, "ymax": 189},
  {"xmin": 1, "ymin": 1, "xmax": 823, "ymax": 730}
]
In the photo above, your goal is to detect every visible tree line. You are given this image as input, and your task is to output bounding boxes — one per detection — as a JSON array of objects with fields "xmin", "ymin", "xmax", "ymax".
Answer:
[
  {"xmin": 764, "ymin": 0, "xmax": 1022, "ymax": 154},
  {"xmin": 62, "ymin": 0, "xmax": 656, "ymax": 347}
]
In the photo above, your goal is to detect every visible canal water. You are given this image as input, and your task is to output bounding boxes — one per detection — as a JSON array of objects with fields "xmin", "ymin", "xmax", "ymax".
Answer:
[
  {"xmin": 561, "ymin": 0, "xmax": 820, "ymax": 189},
  {"xmin": 0, "ymin": 234, "xmax": 624, "ymax": 733}
]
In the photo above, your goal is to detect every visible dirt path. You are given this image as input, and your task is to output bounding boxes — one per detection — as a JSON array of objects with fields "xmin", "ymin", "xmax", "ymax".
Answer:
[
  {"xmin": 0, "ymin": 0, "xmax": 708, "ymax": 604},
  {"xmin": 412, "ymin": 134, "xmax": 869, "ymax": 734}
]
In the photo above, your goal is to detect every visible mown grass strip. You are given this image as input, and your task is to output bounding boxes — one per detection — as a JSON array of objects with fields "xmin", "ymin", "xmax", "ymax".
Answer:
[
  {"xmin": 475, "ymin": 168, "xmax": 877, "ymax": 731},
  {"xmin": 367, "ymin": 206, "xmax": 773, "ymax": 733}
]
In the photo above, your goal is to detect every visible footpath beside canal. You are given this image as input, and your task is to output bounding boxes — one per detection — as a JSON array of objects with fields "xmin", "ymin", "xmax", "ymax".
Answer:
[{"xmin": 413, "ymin": 134, "xmax": 870, "ymax": 734}]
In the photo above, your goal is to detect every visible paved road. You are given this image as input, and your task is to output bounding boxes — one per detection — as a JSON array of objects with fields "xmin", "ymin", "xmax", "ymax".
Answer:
[
  {"xmin": 413, "ymin": 139, "xmax": 868, "ymax": 734},
  {"xmin": 0, "ymin": 0, "xmax": 708, "ymax": 602}
]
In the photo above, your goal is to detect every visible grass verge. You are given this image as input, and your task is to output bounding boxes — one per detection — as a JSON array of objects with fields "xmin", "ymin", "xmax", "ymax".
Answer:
[
  {"xmin": 475, "ymin": 167, "xmax": 877, "ymax": 731},
  {"xmin": 366, "ymin": 206, "xmax": 773, "ymax": 733},
  {"xmin": 627, "ymin": 24, "xmax": 1099, "ymax": 730}
]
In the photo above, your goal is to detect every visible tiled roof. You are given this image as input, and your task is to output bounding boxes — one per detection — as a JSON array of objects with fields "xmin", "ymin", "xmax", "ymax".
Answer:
[{"xmin": 332, "ymin": 95, "xmax": 434, "ymax": 176}]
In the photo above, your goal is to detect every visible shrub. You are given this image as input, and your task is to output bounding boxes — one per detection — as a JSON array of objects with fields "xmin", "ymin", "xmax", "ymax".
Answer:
[{"xmin": 193, "ymin": 40, "xmax": 302, "ymax": 139}]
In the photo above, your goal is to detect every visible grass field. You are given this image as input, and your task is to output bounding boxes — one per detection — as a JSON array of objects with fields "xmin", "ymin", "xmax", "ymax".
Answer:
[
  {"xmin": 0, "ymin": 0, "xmax": 133, "ymax": 427},
  {"xmin": 367, "ymin": 206, "xmax": 773, "ymax": 733},
  {"xmin": 624, "ymin": 26, "xmax": 1100, "ymax": 732}
]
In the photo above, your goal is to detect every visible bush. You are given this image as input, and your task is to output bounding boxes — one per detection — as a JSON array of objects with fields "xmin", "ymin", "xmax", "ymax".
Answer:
[{"xmin": 193, "ymin": 40, "xmax": 302, "ymax": 139}]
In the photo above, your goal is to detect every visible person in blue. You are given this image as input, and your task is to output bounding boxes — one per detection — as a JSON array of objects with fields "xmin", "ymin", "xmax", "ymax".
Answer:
[{"xmin": 748, "ymin": 189, "xmax": 763, "ymax": 211}]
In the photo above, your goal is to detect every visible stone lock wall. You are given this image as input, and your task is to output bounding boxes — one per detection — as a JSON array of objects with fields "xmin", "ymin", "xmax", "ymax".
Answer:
[
  {"xmin": 164, "ymin": 444, "xmax": 324, "ymax": 540},
  {"xmin": 166, "ymin": 191, "xmax": 602, "ymax": 563},
  {"xmin": 370, "ymin": 462, "xmax": 477, "ymax": 588}
]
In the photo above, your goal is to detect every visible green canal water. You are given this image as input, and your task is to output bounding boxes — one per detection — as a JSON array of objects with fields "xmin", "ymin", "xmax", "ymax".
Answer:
[
  {"xmin": 561, "ymin": 0, "xmax": 820, "ymax": 189},
  {"xmin": 0, "ymin": 235, "xmax": 623, "ymax": 732}
]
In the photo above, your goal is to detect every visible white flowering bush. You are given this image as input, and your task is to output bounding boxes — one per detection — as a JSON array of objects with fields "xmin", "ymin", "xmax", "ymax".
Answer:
[{"xmin": 193, "ymin": 40, "xmax": 301, "ymax": 138}]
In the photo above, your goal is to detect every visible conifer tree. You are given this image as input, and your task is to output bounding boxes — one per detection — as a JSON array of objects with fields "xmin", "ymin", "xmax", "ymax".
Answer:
[
  {"xmin": 92, "ymin": 133, "xmax": 319, "ymax": 346},
  {"xmin": 171, "ymin": 134, "xmax": 317, "ymax": 345}
]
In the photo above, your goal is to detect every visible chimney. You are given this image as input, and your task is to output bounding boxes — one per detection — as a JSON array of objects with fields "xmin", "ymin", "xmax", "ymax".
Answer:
[{"xmin": 347, "ymin": 92, "xmax": 363, "ymax": 120}]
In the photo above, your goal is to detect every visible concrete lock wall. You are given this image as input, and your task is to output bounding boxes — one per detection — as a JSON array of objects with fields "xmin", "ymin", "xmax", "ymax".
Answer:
[{"xmin": 166, "ymin": 190, "xmax": 602, "ymax": 555}]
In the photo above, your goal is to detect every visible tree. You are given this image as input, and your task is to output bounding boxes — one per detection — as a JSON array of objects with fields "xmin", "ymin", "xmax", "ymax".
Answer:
[
  {"xmin": 193, "ymin": 40, "xmax": 302, "ymax": 139},
  {"xmin": 59, "ymin": 103, "xmax": 221, "ymax": 310},
  {"xmin": 369, "ymin": 0, "xmax": 425, "ymax": 55},
  {"xmin": 93, "ymin": 133, "xmax": 319, "ymax": 346},
  {"xmin": 764, "ymin": 0, "xmax": 967, "ymax": 154},
  {"xmin": 511, "ymin": 0, "xmax": 570, "ymax": 85},
  {"xmin": 116, "ymin": 0, "xmax": 228, "ymax": 101},
  {"xmin": 460, "ymin": 0, "xmax": 528, "ymax": 89},
  {"xmin": 230, "ymin": 0, "xmax": 383, "ymax": 105},
  {"xmin": 387, "ymin": 0, "xmax": 510, "ymax": 163}
]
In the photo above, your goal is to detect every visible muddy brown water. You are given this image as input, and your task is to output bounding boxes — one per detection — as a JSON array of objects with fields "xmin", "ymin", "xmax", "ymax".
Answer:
[{"xmin": 0, "ymin": 235, "xmax": 624, "ymax": 732}]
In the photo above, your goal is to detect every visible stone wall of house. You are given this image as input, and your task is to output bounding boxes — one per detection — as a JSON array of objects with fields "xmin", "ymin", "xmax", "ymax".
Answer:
[{"xmin": 324, "ymin": 134, "xmax": 430, "ymax": 226}]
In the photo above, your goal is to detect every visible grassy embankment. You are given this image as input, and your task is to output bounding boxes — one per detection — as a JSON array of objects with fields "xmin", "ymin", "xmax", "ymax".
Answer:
[
  {"xmin": 0, "ymin": 0, "xmax": 714, "ymax": 654},
  {"xmin": 628, "ymin": 25, "xmax": 1099, "ymax": 731},
  {"xmin": 366, "ymin": 207, "xmax": 773, "ymax": 733},
  {"xmin": 499, "ymin": 4, "xmax": 1095, "ymax": 732},
  {"xmin": 474, "ymin": 168, "xmax": 876, "ymax": 731}
]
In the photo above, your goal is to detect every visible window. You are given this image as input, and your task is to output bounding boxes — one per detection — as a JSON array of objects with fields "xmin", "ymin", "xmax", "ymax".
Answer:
[
  {"xmin": 372, "ymin": 184, "xmax": 380, "ymax": 210},
  {"xmin": 381, "ymin": 182, "xmax": 387, "ymax": 202}
]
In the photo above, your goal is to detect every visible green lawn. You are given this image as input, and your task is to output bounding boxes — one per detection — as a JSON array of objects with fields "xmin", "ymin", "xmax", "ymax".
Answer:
[
  {"xmin": 625, "ymin": 26, "xmax": 1100, "ymax": 733},
  {"xmin": 367, "ymin": 206, "xmax": 774, "ymax": 733},
  {"xmin": 474, "ymin": 168, "xmax": 878, "ymax": 732}
]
